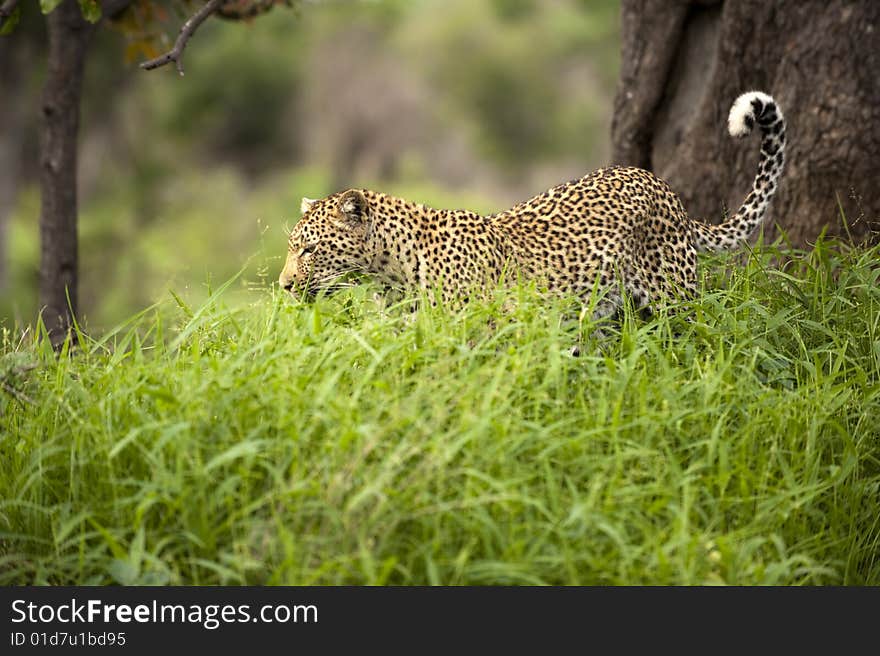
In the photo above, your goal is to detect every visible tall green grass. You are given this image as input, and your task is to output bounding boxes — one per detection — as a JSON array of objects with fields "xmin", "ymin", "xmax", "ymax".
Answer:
[{"xmin": 1, "ymin": 239, "xmax": 879, "ymax": 584}]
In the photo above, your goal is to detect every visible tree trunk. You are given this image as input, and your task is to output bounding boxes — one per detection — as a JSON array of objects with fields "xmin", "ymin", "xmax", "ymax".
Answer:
[
  {"xmin": 39, "ymin": 0, "xmax": 96, "ymax": 346},
  {"xmin": 612, "ymin": 0, "xmax": 880, "ymax": 246}
]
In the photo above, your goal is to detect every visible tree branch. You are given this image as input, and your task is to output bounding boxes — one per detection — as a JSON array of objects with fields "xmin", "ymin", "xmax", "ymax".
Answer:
[
  {"xmin": 0, "ymin": 0, "xmax": 20, "ymax": 28},
  {"xmin": 139, "ymin": 0, "xmax": 223, "ymax": 75}
]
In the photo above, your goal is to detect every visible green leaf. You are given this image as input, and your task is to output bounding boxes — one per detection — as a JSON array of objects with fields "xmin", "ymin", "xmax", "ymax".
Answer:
[
  {"xmin": 39, "ymin": 0, "xmax": 64, "ymax": 14},
  {"xmin": 78, "ymin": 0, "xmax": 102, "ymax": 22},
  {"xmin": 0, "ymin": 5, "xmax": 21, "ymax": 35}
]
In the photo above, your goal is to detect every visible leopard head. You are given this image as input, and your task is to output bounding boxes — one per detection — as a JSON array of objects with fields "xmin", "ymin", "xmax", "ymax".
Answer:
[{"xmin": 278, "ymin": 189, "xmax": 375, "ymax": 298}]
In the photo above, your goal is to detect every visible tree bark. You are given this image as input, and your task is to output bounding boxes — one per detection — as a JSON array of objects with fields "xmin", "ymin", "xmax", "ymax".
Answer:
[
  {"xmin": 612, "ymin": 0, "xmax": 880, "ymax": 246},
  {"xmin": 39, "ymin": 0, "xmax": 96, "ymax": 346}
]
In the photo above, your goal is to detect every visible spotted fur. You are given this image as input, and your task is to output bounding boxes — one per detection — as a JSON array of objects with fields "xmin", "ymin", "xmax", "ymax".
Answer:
[
  {"xmin": 279, "ymin": 91, "xmax": 786, "ymax": 316},
  {"xmin": 693, "ymin": 91, "xmax": 787, "ymax": 251}
]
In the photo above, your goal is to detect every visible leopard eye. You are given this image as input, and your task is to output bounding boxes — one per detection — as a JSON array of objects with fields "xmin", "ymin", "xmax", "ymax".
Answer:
[{"xmin": 300, "ymin": 243, "xmax": 318, "ymax": 257}]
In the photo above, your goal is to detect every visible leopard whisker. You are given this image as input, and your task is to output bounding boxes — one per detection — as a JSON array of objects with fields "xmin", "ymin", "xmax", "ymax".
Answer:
[{"xmin": 308, "ymin": 269, "xmax": 365, "ymax": 286}]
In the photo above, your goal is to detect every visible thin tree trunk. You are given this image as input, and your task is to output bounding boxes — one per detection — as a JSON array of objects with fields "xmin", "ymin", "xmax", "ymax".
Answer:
[
  {"xmin": 39, "ymin": 0, "xmax": 96, "ymax": 346},
  {"xmin": 612, "ymin": 0, "xmax": 880, "ymax": 246}
]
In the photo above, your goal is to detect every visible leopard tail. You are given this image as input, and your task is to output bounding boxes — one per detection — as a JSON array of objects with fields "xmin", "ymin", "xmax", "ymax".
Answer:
[{"xmin": 691, "ymin": 91, "xmax": 786, "ymax": 252}]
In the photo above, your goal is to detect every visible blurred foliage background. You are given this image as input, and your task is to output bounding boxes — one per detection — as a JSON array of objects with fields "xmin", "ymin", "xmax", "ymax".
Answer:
[{"xmin": 0, "ymin": 0, "xmax": 620, "ymax": 333}]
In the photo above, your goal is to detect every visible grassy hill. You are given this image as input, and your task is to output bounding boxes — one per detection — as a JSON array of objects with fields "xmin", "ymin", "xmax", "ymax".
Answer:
[{"xmin": 1, "ymin": 240, "xmax": 878, "ymax": 584}]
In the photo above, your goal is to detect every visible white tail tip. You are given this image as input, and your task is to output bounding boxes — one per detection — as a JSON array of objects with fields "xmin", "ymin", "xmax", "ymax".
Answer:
[{"xmin": 728, "ymin": 90, "xmax": 776, "ymax": 138}]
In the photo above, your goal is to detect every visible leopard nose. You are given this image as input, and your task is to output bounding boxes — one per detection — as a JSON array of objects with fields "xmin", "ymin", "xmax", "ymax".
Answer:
[{"xmin": 279, "ymin": 273, "xmax": 295, "ymax": 292}]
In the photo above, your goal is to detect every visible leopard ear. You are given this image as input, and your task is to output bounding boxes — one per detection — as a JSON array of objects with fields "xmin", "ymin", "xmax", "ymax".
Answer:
[
  {"xmin": 300, "ymin": 197, "xmax": 316, "ymax": 214},
  {"xmin": 335, "ymin": 189, "xmax": 367, "ymax": 228}
]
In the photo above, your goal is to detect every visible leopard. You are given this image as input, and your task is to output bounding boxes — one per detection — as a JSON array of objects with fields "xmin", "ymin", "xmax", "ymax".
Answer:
[{"xmin": 279, "ymin": 91, "xmax": 786, "ymax": 321}]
